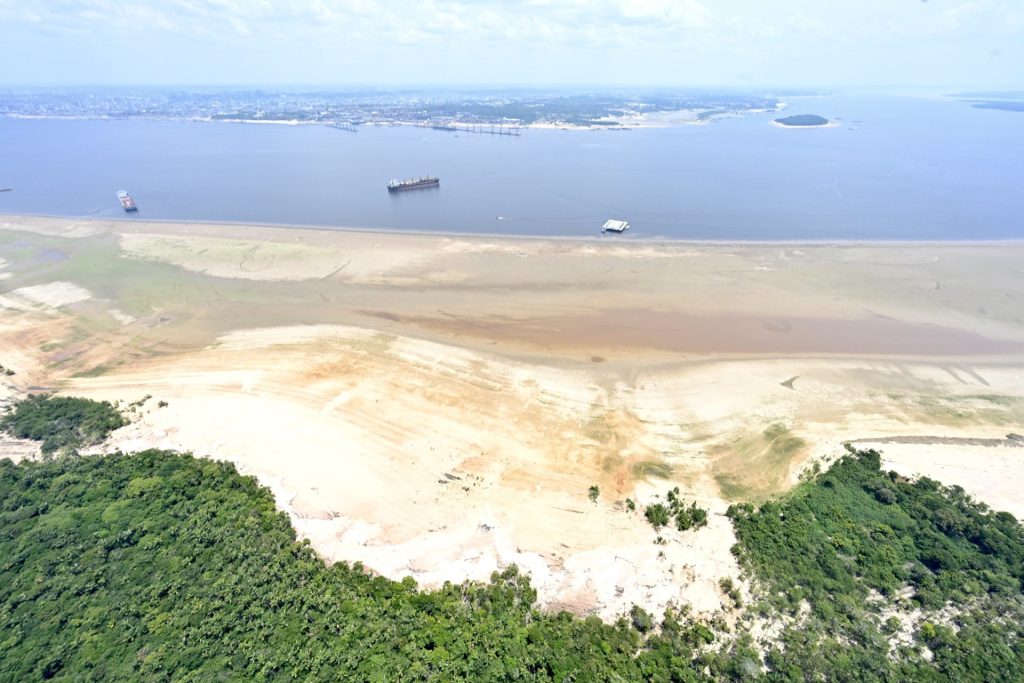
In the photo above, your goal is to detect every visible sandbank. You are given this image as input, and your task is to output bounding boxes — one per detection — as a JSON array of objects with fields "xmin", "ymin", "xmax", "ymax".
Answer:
[{"xmin": 2, "ymin": 213, "xmax": 1023, "ymax": 620}]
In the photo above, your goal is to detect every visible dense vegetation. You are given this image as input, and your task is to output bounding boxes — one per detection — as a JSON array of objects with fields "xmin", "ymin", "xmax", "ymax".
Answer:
[
  {"xmin": 0, "ymin": 394, "xmax": 125, "ymax": 455},
  {"xmin": 1, "ymin": 394, "xmax": 1021, "ymax": 681},
  {"xmin": 0, "ymin": 450, "xmax": 748, "ymax": 681},
  {"xmin": 730, "ymin": 447, "xmax": 1024, "ymax": 680},
  {"xmin": 773, "ymin": 114, "xmax": 829, "ymax": 127}
]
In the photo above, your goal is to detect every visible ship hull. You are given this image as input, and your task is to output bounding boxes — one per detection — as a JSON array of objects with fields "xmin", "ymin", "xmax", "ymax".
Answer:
[
  {"xmin": 387, "ymin": 177, "xmax": 440, "ymax": 192},
  {"xmin": 116, "ymin": 191, "xmax": 138, "ymax": 212}
]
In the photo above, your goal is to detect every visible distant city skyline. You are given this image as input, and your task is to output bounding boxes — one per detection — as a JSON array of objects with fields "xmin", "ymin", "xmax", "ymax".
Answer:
[{"xmin": 1, "ymin": 0, "xmax": 1022, "ymax": 88}]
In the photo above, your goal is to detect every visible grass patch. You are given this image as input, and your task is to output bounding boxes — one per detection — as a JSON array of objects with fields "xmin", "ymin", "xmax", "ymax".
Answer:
[
  {"xmin": 70, "ymin": 365, "xmax": 112, "ymax": 378},
  {"xmin": 711, "ymin": 422, "xmax": 807, "ymax": 500},
  {"xmin": 631, "ymin": 459, "xmax": 673, "ymax": 479},
  {"xmin": 885, "ymin": 392, "xmax": 1024, "ymax": 428},
  {"xmin": 714, "ymin": 473, "xmax": 759, "ymax": 502}
]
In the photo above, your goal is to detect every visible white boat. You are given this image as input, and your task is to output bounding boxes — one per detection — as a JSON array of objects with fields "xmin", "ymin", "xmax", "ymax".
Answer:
[{"xmin": 116, "ymin": 190, "xmax": 138, "ymax": 212}]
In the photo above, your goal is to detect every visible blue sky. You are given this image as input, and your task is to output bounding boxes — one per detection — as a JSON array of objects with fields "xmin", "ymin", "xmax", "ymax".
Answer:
[{"xmin": 1, "ymin": 0, "xmax": 1021, "ymax": 87}]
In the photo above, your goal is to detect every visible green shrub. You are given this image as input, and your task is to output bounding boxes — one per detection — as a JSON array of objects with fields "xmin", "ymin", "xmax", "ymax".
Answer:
[
  {"xmin": 643, "ymin": 488, "xmax": 709, "ymax": 533},
  {"xmin": 645, "ymin": 503, "xmax": 670, "ymax": 529},
  {"xmin": 629, "ymin": 605, "xmax": 654, "ymax": 633},
  {"xmin": 0, "ymin": 394, "xmax": 126, "ymax": 455}
]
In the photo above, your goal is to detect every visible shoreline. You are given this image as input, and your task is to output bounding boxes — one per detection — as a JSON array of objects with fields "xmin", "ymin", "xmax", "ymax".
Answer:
[
  {"xmin": 4, "ymin": 213, "xmax": 1024, "ymax": 248},
  {"xmin": 1, "ymin": 111, "xmax": 745, "ymax": 131}
]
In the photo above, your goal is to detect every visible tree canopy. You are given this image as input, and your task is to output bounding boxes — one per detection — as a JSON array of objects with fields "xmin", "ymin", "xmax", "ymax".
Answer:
[
  {"xmin": 0, "ymin": 394, "xmax": 125, "ymax": 455},
  {"xmin": 1, "ymin": 395, "xmax": 1021, "ymax": 681}
]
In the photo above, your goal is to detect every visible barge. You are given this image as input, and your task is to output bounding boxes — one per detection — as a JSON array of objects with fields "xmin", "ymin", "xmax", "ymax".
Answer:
[
  {"xmin": 116, "ymin": 190, "xmax": 138, "ymax": 212},
  {"xmin": 602, "ymin": 219, "xmax": 630, "ymax": 233}
]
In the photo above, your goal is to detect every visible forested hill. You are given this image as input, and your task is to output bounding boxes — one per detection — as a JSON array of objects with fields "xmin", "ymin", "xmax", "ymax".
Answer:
[
  {"xmin": 1, "ymin": 398, "xmax": 1023, "ymax": 680},
  {"xmin": 0, "ymin": 451, "xmax": 739, "ymax": 681}
]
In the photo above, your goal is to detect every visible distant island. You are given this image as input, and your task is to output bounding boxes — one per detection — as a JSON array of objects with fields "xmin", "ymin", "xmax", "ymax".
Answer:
[{"xmin": 774, "ymin": 114, "xmax": 830, "ymax": 127}]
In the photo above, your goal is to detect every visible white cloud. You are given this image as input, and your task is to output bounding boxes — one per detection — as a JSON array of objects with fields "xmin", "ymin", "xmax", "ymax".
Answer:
[
  {"xmin": 0, "ymin": 0, "xmax": 1022, "ymax": 85},
  {"xmin": 1, "ymin": 0, "xmax": 719, "ymax": 46}
]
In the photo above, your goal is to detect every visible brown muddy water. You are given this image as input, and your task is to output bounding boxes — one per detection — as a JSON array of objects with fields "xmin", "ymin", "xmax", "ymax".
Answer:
[{"xmin": 376, "ymin": 309, "xmax": 1024, "ymax": 356}]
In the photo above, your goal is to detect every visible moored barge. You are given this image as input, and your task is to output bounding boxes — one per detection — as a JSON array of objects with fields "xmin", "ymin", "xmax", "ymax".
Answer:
[{"xmin": 116, "ymin": 190, "xmax": 138, "ymax": 212}]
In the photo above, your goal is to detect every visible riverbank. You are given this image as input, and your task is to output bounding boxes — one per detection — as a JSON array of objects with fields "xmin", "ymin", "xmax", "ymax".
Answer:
[{"xmin": 2, "ymin": 213, "xmax": 1023, "ymax": 620}]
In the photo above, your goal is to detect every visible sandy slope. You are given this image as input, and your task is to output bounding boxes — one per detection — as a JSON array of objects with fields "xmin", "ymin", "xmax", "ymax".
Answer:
[{"xmin": 2, "ymin": 214, "xmax": 1023, "ymax": 620}]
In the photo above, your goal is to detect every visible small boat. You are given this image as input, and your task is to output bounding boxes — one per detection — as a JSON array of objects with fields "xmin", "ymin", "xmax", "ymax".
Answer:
[
  {"xmin": 602, "ymin": 219, "xmax": 630, "ymax": 233},
  {"xmin": 116, "ymin": 190, "xmax": 138, "ymax": 212}
]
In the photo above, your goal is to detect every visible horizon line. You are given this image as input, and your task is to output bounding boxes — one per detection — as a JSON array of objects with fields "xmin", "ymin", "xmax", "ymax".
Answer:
[{"xmin": 2, "ymin": 83, "xmax": 1022, "ymax": 92}]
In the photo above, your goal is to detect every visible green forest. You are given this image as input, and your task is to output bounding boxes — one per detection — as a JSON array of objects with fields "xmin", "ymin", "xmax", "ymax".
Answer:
[
  {"xmin": 1, "ymin": 396, "xmax": 1022, "ymax": 681},
  {"xmin": 0, "ymin": 394, "xmax": 125, "ymax": 456},
  {"xmin": 773, "ymin": 114, "xmax": 829, "ymax": 127}
]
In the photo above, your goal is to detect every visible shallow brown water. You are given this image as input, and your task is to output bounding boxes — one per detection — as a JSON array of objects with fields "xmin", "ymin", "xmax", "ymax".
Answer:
[{"xmin": 373, "ymin": 308, "xmax": 1024, "ymax": 356}]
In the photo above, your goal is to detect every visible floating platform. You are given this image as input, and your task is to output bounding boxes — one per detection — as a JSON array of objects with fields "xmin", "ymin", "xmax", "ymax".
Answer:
[
  {"xmin": 116, "ymin": 190, "xmax": 138, "ymax": 212},
  {"xmin": 602, "ymin": 219, "xmax": 630, "ymax": 233}
]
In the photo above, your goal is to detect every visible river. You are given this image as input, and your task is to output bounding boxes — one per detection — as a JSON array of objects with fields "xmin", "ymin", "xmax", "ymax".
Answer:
[{"xmin": 1, "ymin": 92, "xmax": 1022, "ymax": 240}]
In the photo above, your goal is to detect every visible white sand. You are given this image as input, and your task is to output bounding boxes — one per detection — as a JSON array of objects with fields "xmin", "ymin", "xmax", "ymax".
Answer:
[
  {"xmin": 3, "ymin": 214, "xmax": 1024, "ymax": 621},
  {"xmin": 1, "ymin": 282, "xmax": 91, "ymax": 310}
]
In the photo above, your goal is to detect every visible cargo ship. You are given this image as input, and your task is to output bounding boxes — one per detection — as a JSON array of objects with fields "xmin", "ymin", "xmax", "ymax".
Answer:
[
  {"xmin": 116, "ymin": 190, "xmax": 138, "ymax": 212},
  {"xmin": 387, "ymin": 176, "xmax": 440, "ymax": 192}
]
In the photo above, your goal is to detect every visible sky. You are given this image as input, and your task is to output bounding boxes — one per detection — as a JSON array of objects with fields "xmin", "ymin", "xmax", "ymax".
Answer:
[{"xmin": 0, "ymin": 0, "xmax": 1022, "ymax": 88}]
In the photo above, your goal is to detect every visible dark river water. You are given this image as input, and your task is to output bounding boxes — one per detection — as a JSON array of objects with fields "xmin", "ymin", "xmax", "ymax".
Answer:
[{"xmin": 1, "ymin": 93, "xmax": 1022, "ymax": 240}]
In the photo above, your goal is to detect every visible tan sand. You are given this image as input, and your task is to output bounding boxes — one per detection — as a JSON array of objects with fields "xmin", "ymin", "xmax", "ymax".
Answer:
[{"xmin": 2, "ymin": 213, "xmax": 1023, "ymax": 620}]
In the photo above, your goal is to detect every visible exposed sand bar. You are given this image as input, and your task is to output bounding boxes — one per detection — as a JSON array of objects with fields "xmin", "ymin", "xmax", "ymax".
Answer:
[
  {"xmin": 2, "ymin": 213, "xmax": 1023, "ymax": 619},
  {"xmin": 3, "ymin": 214, "xmax": 1023, "ymax": 359}
]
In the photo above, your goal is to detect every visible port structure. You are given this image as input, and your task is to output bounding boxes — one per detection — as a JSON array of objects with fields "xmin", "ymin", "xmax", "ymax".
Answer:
[{"xmin": 421, "ymin": 121, "xmax": 521, "ymax": 136}]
